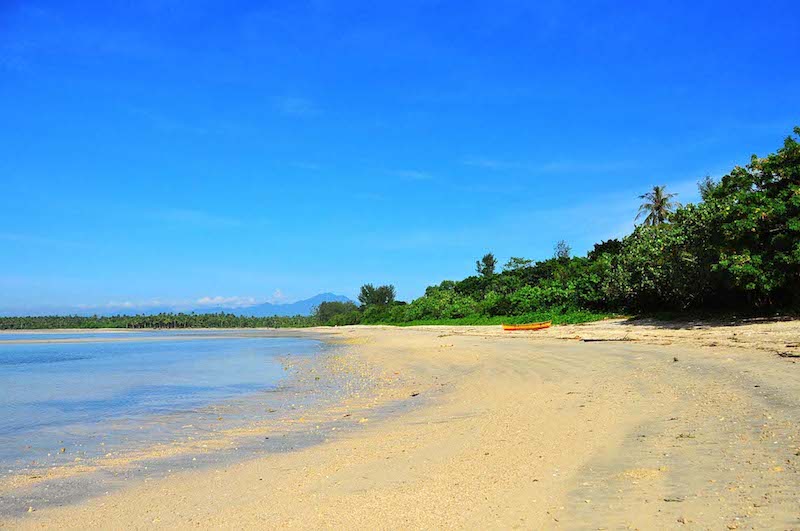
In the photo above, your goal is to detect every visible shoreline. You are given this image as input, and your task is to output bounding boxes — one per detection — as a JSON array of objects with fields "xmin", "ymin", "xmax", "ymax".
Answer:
[
  {"xmin": 0, "ymin": 331, "xmax": 419, "ymax": 519},
  {"xmin": 0, "ymin": 328, "xmax": 316, "ymax": 345},
  {"xmin": 3, "ymin": 321, "xmax": 800, "ymax": 528}
]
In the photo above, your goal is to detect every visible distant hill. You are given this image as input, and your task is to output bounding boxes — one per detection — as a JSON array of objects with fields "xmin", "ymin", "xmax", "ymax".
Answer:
[
  {"xmin": 193, "ymin": 293, "xmax": 353, "ymax": 317},
  {"xmin": 0, "ymin": 293, "xmax": 354, "ymax": 318}
]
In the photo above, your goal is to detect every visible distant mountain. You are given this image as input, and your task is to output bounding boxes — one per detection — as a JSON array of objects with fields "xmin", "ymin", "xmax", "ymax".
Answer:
[
  {"xmin": 0, "ymin": 293, "xmax": 354, "ymax": 318},
  {"xmin": 193, "ymin": 293, "xmax": 353, "ymax": 317}
]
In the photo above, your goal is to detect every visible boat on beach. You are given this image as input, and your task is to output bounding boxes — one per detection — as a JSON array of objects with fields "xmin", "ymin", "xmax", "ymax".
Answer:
[{"xmin": 502, "ymin": 321, "xmax": 552, "ymax": 331}]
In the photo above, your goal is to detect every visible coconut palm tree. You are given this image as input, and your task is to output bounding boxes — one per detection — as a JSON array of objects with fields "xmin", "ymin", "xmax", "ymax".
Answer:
[{"xmin": 636, "ymin": 185, "xmax": 679, "ymax": 226}]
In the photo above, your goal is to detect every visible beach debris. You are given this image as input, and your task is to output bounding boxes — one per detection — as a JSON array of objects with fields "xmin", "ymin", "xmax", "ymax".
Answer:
[
  {"xmin": 358, "ymin": 418, "xmax": 369, "ymax": 423},
  {"xmin": 581, "ymin": 336, "xmax": 633, "ymax": 342},
  {"xmin": 673, "ymin": 357, "xmax": 679, "ymax": 362},
  {"xmin": 410, "ymin": 392, "xmax": 419, "ymax": 397},
  {"xmin": 677, "ymin": 516, "xmax": 687, "ymax": 524},
  {"xmin": 664, "ymin": 496, "xmax": 684, "ymax": 502},
  {"xmin": 777, "ymin": 351, "xmax": 800, "ymax": 358},
  {"xmin": 60, "ymin": 447, "xmax": 66, "ymax": 453},
  {"xmin": 27, "ymin": 506, "xmax": 34, "ymax": 513}
]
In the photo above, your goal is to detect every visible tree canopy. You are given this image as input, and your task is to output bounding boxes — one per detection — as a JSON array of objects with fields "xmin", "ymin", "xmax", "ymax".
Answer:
[
  {"xmin": 476, "ymin": 253, "xmax": 497, "ymax": 277},
  {"xmin": 357, "ymin": 284, "xmax": 396, "ymax": 307},
  {"xmin": 636, "ymin": 185, "xmax": 679, "ymax": 226}
]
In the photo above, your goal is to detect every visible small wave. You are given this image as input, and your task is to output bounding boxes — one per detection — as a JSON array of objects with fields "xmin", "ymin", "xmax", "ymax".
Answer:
[{"xmin": 0, "ymin": 355, "xmax": 93, "ymax": 366}]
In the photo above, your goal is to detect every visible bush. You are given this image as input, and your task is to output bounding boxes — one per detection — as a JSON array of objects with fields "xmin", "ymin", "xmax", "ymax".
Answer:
[{"xmin": 315, "ymin": 301, "xmax": 360, "ymax": 323}]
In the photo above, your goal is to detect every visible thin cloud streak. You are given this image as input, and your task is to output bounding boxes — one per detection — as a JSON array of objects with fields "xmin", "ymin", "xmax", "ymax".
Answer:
[
  {"xmin": 151, "ymin": 208, "xmax": 242, "ymax": 229},
  {"xmin": 0, "ymin": 232, "xmax": 93, "ymax": 249},
  {"xmin": 461, "ymin": 156, "xmax": 637, "ymax": 174},
  {"xmin": 195, "ymin": 295, "xmax": 259, "ymax": 308},
  {"xmin": 275, "ymin": 97, "xmax": 319, "ymax": 117},
  {"xmin": 389, "ymin": 169, "xmax": 435, "ymax": 181}
]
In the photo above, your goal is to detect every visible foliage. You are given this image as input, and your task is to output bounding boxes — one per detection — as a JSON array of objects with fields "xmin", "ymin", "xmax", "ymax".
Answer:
[
  {"xmin": 587, "ymin": 239, "xmax": 623, "ymax": 260},
  {"xmin": 475, "ymin": 253, "xmax": 497, "ymax": 277},
  {"xmin": 357, "ymin": 284, "xmax": 396, "ymax": 307},
  {"xmin": 697, "ymin": 175, "xmax": 718, "ymax": 201},
  {"xmin": 636, "ymin": 185, "xmax": 680, "ymax": 226},
  {"xmin": 554, "ymin": 240, "xmax": 571, "ymax": 260},
  {"xmin": 368, "ymin": 309, "xmax": 615, "ymax": 327},
  {"xmin": 0, "ymin": 313, "xmax": 316, "ymax": 330},
  {"xmin": 604, "ymin": 217, "xmax": 715, "ymax": 310},
  {"xmin": 703, "ymin": 127, "xmax": 800, "ymax": 307},
  {"xmin": 314, "ymin": 301, "xmax": 359, "ymax": 323},
  {"xmin": 607, "ymin": 127, "xmax": 800, "ymax": 310},
  {"xmin": 503, "ymin": 256, "xmax": 533, "ymax": 272}
]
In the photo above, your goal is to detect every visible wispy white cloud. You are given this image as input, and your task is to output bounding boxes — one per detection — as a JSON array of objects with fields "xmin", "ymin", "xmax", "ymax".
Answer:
[
  {"xmin": 127, "ymin": 106, "xmax": 209, "ymax": 135},
  {"xmin": 364, "ymin": 175, "xmax": 706, "ymax": 256},
  {"xmin": 536, "ymin": 160, "xmax": 637, "ymax": 173},
  {"xmin": 354, "ymin": 191, "xmax": 386, "ymax": 202},
  {"xmin": 461, "ymin": 157, "xmax": 524, "ymax": 171},
  {"xmin": 152, "ymin": 208, "xmax": 242, "ymax": 229},
  {"xmin": 275, "ymin": 96, "xmax": 318, "ymax": 117},
  {"xmin": 462, "ymin": 156, "xmax": 636, "ymax": 174},
  {"xmin": 291, "ymin": 161, "xmax": 323, "ymax": 170},
  {"xmin": 389, "ymin": 169, "xmax": 435, "ymax": 181},
  {"xmin": 0, "ymin": 232, "xmax": 92, "ymax": 249},
  {"xmin": 0, "ymin": 4, "xmax": 167, "ymax": 69},
  {"xmin": 195, "ymin": 295, "xmax": 258, "ymax": 308},
  {"xmin": 268, "ymin": 289, "xmax": 286, "ymax": 303},
  {"xmin": 125, "ymin": 106, "xmax": 255, "ymax": 137},
  {"xmin": 77, "ymin": 299, "xmax": 166, "ymax": 310}
]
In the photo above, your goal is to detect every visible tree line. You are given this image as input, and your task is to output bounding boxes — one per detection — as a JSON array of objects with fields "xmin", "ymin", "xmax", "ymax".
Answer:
[
  {"xmin": 318, "ymin": 126, "xmax": 800, "ymax": 325},
  {"xmin": 3, "ymin": 127, "xmax": 798, "ymax": 330},
  {"xmin": 0, "ymin": 313, "xmax": 315, "ymax": 330}
]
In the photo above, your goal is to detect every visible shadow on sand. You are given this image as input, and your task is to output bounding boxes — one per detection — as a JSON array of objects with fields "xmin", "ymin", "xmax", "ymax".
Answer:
[{"xmin": 621, "ymin": 313, "xmax": 799, "ymax": 331}]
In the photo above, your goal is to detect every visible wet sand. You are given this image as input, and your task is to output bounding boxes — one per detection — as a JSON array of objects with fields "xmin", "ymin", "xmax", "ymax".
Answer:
[{"xmin": 3, "ymin": 319, "xmax": 800, "ymax": 529}]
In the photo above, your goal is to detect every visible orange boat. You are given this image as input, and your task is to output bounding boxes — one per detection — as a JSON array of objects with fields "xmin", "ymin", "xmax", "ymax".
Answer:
[{"xmin": 502, "ymin": 321, "xmax": 552, "ymax": 331}]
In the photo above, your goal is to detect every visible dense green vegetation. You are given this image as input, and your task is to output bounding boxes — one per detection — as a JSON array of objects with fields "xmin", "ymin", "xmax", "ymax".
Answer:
[
  {"xmin": 320, "ymin": 126, "xmax": 800, "ymax": 324},
  {"xmin": 2, "ymin": 128, "xmax": 797, "ymax": 330},
  {"xmin": 0, "ymin": 313, "xmax": 316, "ymax": 330}
]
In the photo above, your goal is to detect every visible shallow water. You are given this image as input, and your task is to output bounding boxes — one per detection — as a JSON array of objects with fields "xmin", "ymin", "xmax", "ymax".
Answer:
[{"xmin": 0, "ymin": 331, "xmax": 321, "ymax": 469}]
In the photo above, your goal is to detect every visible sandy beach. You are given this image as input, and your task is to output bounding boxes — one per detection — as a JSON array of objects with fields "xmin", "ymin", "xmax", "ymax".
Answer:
[{"xmin": 3, "ymin": 319, "xmax": 800, "ymax": 529}]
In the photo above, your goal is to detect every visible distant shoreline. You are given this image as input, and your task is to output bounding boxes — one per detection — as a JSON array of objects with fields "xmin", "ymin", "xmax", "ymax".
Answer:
[{"xmin": 0, "ymin": 328, "xmax": 312, "ymax": 345}]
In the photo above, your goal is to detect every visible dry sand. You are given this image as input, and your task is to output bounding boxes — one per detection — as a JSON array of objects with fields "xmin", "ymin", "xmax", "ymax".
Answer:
[{"xmin": 3, "ymin": 319, "xmax": 800, "ymax": 529}]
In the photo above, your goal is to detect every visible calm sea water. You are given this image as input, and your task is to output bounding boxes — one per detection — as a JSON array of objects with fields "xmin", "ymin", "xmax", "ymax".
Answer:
[{"xmin": 0, "ymin": 331, "xmax": 321, "ymax": 469}]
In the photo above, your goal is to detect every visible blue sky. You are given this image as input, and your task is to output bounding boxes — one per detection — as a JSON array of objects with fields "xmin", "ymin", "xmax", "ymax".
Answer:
[{"xmin": 1, "ymin": 0, "xmax": 798, "ymax": 314}]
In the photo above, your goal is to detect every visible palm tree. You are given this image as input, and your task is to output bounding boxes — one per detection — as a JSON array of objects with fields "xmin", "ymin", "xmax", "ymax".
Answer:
[{"xmin": 636, "ymin": 185, "xmax": 679, "ymax": 226}]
